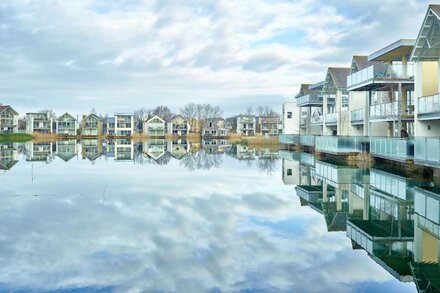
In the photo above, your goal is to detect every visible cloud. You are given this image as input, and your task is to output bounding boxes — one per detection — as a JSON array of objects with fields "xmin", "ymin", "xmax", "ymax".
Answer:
[{"xmin": 0, "ymin": 0, "xmax": 433, "ymax": 116}]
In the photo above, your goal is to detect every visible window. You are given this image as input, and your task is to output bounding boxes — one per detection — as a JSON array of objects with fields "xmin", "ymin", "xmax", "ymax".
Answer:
[
  {"xmin": 287, "ymin": 169, "xmax": 292, "ymax": 176},
  {"xmin": 287, "ymin": 112, "xmax": 292, "ymax": 119}
]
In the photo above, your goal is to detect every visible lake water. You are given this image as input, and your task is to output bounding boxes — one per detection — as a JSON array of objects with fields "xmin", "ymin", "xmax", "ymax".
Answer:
[{"xmin": 0, "ymin": 139, "xmax": 438, "ymax": 293}]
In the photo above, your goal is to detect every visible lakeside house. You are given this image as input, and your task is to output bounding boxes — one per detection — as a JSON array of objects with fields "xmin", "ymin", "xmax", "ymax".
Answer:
[
  {"xmin": 81, "ymin": 114, "xmax": 103, "ymax": 136},
  {"xmin": 115, "ymin": 113, "xmax": 134, "ymax": 136},
  {"xmin": 0, "ymin": 105, "xmax": 19, "ymax": 133},
  {"xmin": 202, "ymin": 118, "xmax": 229, "ymax": 138},
  {"xmin": 168, "ymin": 115, "xmax": 190, "ymax": 136},
  {"xmin": 105, "ymin": 117, "xmax": 115, "ymax": 135},
  {"xmin": 226, "ymin": 115, "xmax": 256, "ymax": 136},
  {"xmin": 144, "ymin": 115, "xmax": 166, "ymax": 136},
  {"xmin": 256, "ymin": 115, "xmax": 281, "ymax": 135},
  {"xmin": 26, "ymin": 112, "xmax": 53, "ymax": 134},
  {"xmin": 56, "ymin": 113, "xmax": 78, "ymax": 136}
]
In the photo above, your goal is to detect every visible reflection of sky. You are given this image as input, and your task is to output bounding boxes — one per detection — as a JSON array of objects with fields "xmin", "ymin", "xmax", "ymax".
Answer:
[{"xmin": 0, "ymin": 154, "xmax": 417, "ymax": 292}]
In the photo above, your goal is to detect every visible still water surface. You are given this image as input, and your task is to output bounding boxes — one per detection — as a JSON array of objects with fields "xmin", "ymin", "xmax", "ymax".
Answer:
[{"xmin": 0, "ymin": 139, "xmax": 437, "ymax": 292}]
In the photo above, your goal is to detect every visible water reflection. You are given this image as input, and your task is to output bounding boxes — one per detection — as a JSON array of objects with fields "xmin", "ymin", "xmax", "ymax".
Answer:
[{"xmin": 282, "ymin": 151, "xmax": 440, "ymax": 292}]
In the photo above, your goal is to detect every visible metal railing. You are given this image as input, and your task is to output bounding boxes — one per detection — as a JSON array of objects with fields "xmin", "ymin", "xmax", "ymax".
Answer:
[
  {"xmin": 315, "ymin": 136, "xmax": 369, "ymax": 154},
  {"xmin": 296, "ymin": 93, "xmax": 323, "ymax": 106},
  {"xmin": 370, "ymin": 137, "xmax": 414, "ymax": 161},
  {"xmin": 418, "ymin": 93, "xmax": 440, "ymax": 115},
  {"xmin": 347, "ymin": 63, "xmax": 414, "ymax": 88},
  {"xmin": 350, "ymin": 108, "xmax": 364, "ymax": 123}
]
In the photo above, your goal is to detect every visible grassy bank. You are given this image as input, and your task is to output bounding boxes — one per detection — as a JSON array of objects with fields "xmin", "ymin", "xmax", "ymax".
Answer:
[{"xmin": 0, "ymin": 133, "xmax": 33, "ymax": 142}]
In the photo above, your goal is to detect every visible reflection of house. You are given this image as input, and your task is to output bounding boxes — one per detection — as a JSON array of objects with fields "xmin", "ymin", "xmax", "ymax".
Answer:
[
  {"xmin": 26, "ymin": 112, "xmax": 53, "ymax": 134},
  {"xmin": 56, "ymin": 140, "xmax": 78, "ymax": 162},
  {"xmin": 104, "ymin": 140, "xmax": 115, "ymax": 158},
  {"xmin": 25, "ymin": 142, "xmax": 53, "ymax": 162},
  {"xmin": 144, "ymin": 115, "xmax": 166, "ymax": 137},
  {"xmin": 167, "ymin": 139, "xmax": 189, "ymax": 159},
  {"xmin": 56, "ymin": 113, "xmax": 78, "ymax": 136},
  {"xmin": 105, "ymin": 117, "xmax": 115, "ymax": 135},
  {"xmin": 202, "ymin": 118, "xmax": 228, "ymax": 138},
  {"xmin": 0, "ymin": 143, "xmax": 18, "ymax": 170},
  {"xmin": 257, "ymin": 115, "xmax": 281, "ymax": 135},
  {"xmin": 282, "ymin": 158, "xmax": 299, "ymax": 185},
  {"xmin": 115, "ymin": 114, "xmax": 134, "ymax": 136},
  {"xmin": 81, "ymin": 139, "xmax": 103, "ymax": 161},
  {"xmin": 168, "ymin": 115, "xmax": 190, "ymax": 136},
  {"xmin": 0, "ymin": 105, "xmax": 19, "ymax": 133},
  {"xmin": 144, "ymin": 139, "xmax": 167, "ymax": 160},
  {"xmin": 114, "ymin": 139, "xmax": 134, "ymax": 161},
  {"xmin": 236, "ymin": 144, "xmax": 255, "ymax": 160},
  {"xmin": 81, "ymin": 114, "xmax": 103, "ymax": 136},
  {"xmin": 201, "ymin": 139, "xmax": 230, "ymax": 154}
]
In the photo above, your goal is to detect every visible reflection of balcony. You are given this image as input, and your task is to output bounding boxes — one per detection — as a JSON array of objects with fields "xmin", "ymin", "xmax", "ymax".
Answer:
[
  {"xmin": 347, "ymin": 63, "xmax": 414, "ymax": 91},
  {"xmin": 415, "ymin": 137, "xmax": 440, "ymax": 167},
  {"xmin": 300, "ymin": 135, "xmax": 315, "ymax": 147},
  {"xmin": 350, "ymin": 108, "xmax": 364, "ymax": 125},
  {"xmin": 418, "ymin": 93, "xmax": 440, "ymax": 120},
  {"xmin": 315, "ymin": 136, "xmax": 369, "ymax": 155},
  {"xmin": 295, "ymin": 185, "xmax": 335, "ymax": 205},
  {"xmin": 370, "ymin": 102, "xmax": 414, "ymax": 121},
  {"xmin": 370, "ymin": 138, "xmax": 414, "ymax": 162},
  {"xmin": 278, "ymin": 150, "xmax": 299, "ymax": 161},
  {"xmin": 325, "ymin": 113, "xmax": 338, "ymax": 126},
  {"xmin": 279, "ymin": 134, "xmax": 300, "ymax": 145},
  {"xmin": 296, "ymin": 93, "xmax": 323, "ymax": 107}
]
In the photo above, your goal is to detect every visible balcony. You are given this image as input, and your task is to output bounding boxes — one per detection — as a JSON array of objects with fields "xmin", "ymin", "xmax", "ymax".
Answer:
[
  {"xmin": 325, "ymin": 113, "xmax": 338, "ymax": 126},
  {"xmin": 414, "ymin": 187, "xmax": 440, "ymax": 226},
  {"xmin": 418, "ymin": 93, "xmax": 440, "ymax": 120},
  {"xmin": 315, "ymin": 136, "xmax": 369, "ymax": 155},
  {"xmin": 296, "ymin": 93, "xmax": 323, "ymax": 107},
  {"xmin": 347, "ymin": 63, "xmax": 415, "ymax": 91},
  {"xmin": 350, "ymin": 108, "xmax": 364, "ymax": 125},
  {"xmin": 278, "ymin": 150, "xmax": 300, "ymax": 161},
  {"xmin": 370, "ymin": 138, "xmax": 414, "ymax": 162},
  {"xmin": 300, "ymin": 135, "xmax": 315, "ymax": 147},
  {"xmin": 279, "ymin": 134, "xmax": 300, "ymax": 145},
  {"xmin": 370, "ymin": 102, "xmax": 414, "ymax": 121},
  {"xmin": 415, "ymin": 137, "xmax": 440, "ymax": 167},
  {"xmin": 310, "ymin": 115, "xmax": 323, "ymax": 125}
]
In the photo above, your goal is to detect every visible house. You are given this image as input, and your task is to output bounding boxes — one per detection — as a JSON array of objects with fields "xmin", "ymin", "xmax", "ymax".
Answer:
[
  {"xmin": 0, "ymin": 143, "xmax": 18, "ymax": 170},
  {"xmin": 115, "ymin": 113, "xmax": 134, "ymax": 136},
  {"xmin": 105, "ymin": 117, "xmax": 115, "ymax": 135},
  {"xmin": 81, "ymin": 139, "xmax": 103, "ymax": 161},
  {"xmin": 81, "ymin": 114, "xmax": 103, "ymax": 136},
  {"xmin": 281, "ymin": 102, "xmax": 300, "ymax": 135},
  {"xmin": 202, "ymin": 118, "xmax": 229, "ymax": 138},
  {"xmin": 225, "ymin": 117, "xmax": 237, "ymax": 132},
  {"xmin": 168, "ymin": 115, "xmax": 190, "ymax": 136},
  {"xmin": 236, "ymin": 115, "xmax": 256, "ymax": 136},
  {"xmin": 256, "ymin": 115, "xmax": 281, "ymax": 135},
  {"xmin": 144, "ymin": 115, "xmax": 166, "ymax": 136},
  {"xmin": 56, "ymin": 113, "xmax": 78, "ymax": 136},
  {"xmin": 0, "ymin": 105, "xmax": 19, "ymax": 133},
  {"xmin": 26, "ymin": 112, "xmax": 53, "ymax": 134}
]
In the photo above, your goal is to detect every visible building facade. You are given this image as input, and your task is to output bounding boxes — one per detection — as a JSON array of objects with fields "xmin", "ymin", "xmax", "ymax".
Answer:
[
  {"xmin": 144, "ymin": 115, "xmax": 166, "ymax": 136},
  {"xmin": 0, "ymin": 106, "xmax": 19, "ymax": 133},
  {"xmin": 26, "ymin": 112, "xmax": 53, "ymax": 134},
  {"xmin": 56, "ymin": 113, "xmax": 78, "ymax": 136},
  {"xmin": 115, "ymin": 114, "xmax": 134, "ymax": 136}
]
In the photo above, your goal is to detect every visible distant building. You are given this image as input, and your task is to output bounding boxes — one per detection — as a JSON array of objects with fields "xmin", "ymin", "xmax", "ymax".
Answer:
[
  {"xmin": 202, "ymin": 118, "xmax": 229, "ymax": 138},
  {"xmin": 0, "ymin": 105, "xmax": 19, "ymax": 133},
  {"xmin": 168, "ymin": 115, "xmax": 190, "ymax": 136},
  {"xmin": 115, "ymin": 113, "xmax": 134, "ymax": 136},
  {"xmin": 105, "ymin": 117, "xmax": 115, "ymax": 135},
  {"xmin": 26, "ymin": 112, "xmax": 53, "ymax": 134},
  {"xmin": 81, "ymin": 114, "xmax": 103, "ymax": 136},
  {"xmin": 257, "ymin": 115, "xmax": 281, "ymax": 135},
  {"xmin": 56, "ymin": 113, "xmax": 78, "ymax": 136},
  {"xmin": 144, "ymin": 115, "xmax": 166, "ymax": 136},
  {"xmin": 236, "ymin": 115, "xmax": 256, "ymax": 136}
]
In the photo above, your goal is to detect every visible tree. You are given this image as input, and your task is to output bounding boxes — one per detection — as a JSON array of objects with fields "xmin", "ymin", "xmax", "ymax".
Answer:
[
  {"xmin": 152, "ymin": 105, "xmax": 174, "ymax": 121},
  {"xmin": 134, "ymin": 108, "xmax": 150, "ymax": 132},
  {"xmin": 38, "ymin": 109, "xmax": 56, "ymax": 119}
]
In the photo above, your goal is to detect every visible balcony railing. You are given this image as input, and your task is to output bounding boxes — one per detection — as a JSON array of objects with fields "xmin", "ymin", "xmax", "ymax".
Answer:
[
  {"xmin": 350, "ymin": 108, "xmax": 364, "ymax": 123},
  {"xmin": 315, "ymin": 136, "xmax": 369, "ymax": 154},
  {"xmin": 370, "ymin": 102, "xmax": 413, "ymax": 119},
  {"xmin": 347, "ymin": 63, "xmax": 415, "ymax": 89},
  {"xmin": 310, "ymin": 115, "xmax": 323, "ymax": 125},
  {"xmin": 370, "ymin": 137, "xmax": 414, "ymax": 162},
  {"xmin": 325, "ymin": 113, "xmax": 338, "ymax": 125},
  {"xmin": 418, "ymin": 93, "xmax": 440, "ymax": 117},
  {"xmin": 296, "ymin": 93, "xmax": 323, "ymax": 106},
  {"xmin": 279, "ymin": 134, "xmax": 300, "ymax": 145},
  {"xmin": 300, "ymin": 135, "xmax": 315, "ymax": 147},
  {"xmin": 415, "ymin": 137, "xmax": 440, "ymax": 167}
]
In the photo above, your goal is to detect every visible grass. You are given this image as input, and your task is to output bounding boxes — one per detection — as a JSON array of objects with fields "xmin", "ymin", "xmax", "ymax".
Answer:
[{"xmin": 0, "ymin": 133, "xmax": 33, "ymax": 142}]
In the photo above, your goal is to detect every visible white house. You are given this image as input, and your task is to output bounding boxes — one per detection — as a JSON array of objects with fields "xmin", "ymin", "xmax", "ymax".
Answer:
[
  {"xmin": 115, "ymin": 113, "xmax": 134, "ymax": 136},
  {"xmin": 56, "ymin": 113, "xmax": 78, "ymax": 136},
  {"xmin": 144, "ymin": 115, "xmax": 166, "ymax": 136},
  {"xmin": 26, "ymin": 112, "xmax": 53, "ymax": 134},
  {"xmin": 0, "ymin": 105, "xmax": 19, "ymax": 133}
]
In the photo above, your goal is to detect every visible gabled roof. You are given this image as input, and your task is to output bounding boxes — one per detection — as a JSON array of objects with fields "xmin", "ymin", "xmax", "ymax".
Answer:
[
  {"xmin": 411, "ymin": 5, "xmax": 440, "ymax": 61},
  {"xmin": 171, "ymin": 114, "xmax": 188, "ymax": 122},
  {"xmin": 57, "ymin": 112, "xmax": 76, "ymax": 121},
  {"xmin": 0, "ymin": 105, "xmax": 18, "ymax": 115},
  {"xmin": 84, "ymin": 113, "xmax": 102, "ymax": 121},
  {"xmin": 322, "ymin": 67, "xmax": 351, "ymax": 93},
  {"xmin": 350, "ymin": 55, "xmax": 386, "ymax": 75},
  {"xmin": 145, "ymin": 114, "xmax": 165, "ymax": 123},
  {"xmin": 369, "ymin": 39, "xmax": 415, "ymax": 62},
  {"xmin": 295, "ymin": 81, "xmax": 323, "ymax": 98}
]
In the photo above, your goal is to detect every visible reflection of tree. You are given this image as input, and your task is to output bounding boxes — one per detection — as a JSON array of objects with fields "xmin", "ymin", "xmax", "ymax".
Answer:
[
  {"xmin": 257, "ymin": 158, "xmax": 278, "ymax": 174},
  {"xmin": 180, "ymin": 150, "xmax": 223, "ymax": 171}
]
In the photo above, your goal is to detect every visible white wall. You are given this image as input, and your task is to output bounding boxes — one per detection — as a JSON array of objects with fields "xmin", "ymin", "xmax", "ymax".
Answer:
[{"xmin": 282, "ymin": 102, "xmax": 299, "ymax": 134}]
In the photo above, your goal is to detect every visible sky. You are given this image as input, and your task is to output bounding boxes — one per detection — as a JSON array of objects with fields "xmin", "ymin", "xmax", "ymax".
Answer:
[{"xmin": 0, "ymin": 0, "xmax": 433, "ymax": 117}]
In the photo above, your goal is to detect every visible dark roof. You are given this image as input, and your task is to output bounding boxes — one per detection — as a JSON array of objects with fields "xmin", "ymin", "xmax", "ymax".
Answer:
[
  {"xmin": 0, "ymin": 105, "xmax": 18, "ymax": 115},
  {"xmin": 326, "ymin": 67, "xmax": 351, "ymax": 90}
]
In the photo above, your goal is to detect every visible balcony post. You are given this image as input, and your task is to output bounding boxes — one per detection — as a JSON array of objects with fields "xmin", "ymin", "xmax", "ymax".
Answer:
[{"xmin": 397, "ymin": 82, "xmax": 402, "ymax": 137}]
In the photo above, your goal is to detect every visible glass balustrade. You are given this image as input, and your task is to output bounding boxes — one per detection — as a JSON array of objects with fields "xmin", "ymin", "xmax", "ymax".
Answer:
[
  {"xmin": 347, "ymin": 64, "xmax": 414, "ymax": 89},
  {"xmin": 415, "ymin": 137, "xmax": 440, "ymax": 167},
  {"xmin": 315, "ymin": 136, "xmax": 369, "ymax": 154},
  {"xmin": 325, "ymin": 113, "xmax": 338, "ymax": 125},
  {"xmin": 300, "ymin": 135, "xmax": 315, "ymax": 147},
  {"xmin": 418, "ymin": 93, "xmax": 440, "ymax": 115},
  {"xmin": 370, "ymin": 137, "xmax": 414, "ymax": 161},
  {"xmin": 296, "ymin": 93, "xmax": 323, "ymax": 106},
  {"xmin": 279, "ymin": 134, "xmax": 300, "ymax": 144},
  {"xmin": 350, "ymin": 109, "xmax": 364, "ymax": 123}
]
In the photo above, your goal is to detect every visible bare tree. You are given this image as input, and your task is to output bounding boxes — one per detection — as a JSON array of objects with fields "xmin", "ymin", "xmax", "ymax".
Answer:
[
  {"xmin": 38, "ymin": 109, "xmax": 56, "ymax": 119},
  {"xmin": 152, "ymin": 105, "xmax": 175, "ymax": 121},
  {"xmin": 134, "ymin": 108, "xmax": 149, "ymax": 132},
  {"xmin": 244, "ymin": 107, "xmax": 254, "ymax": 116}
]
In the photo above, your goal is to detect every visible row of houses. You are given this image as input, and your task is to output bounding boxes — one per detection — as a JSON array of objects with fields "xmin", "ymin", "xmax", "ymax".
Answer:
[
  {"xmin": 0, "ymin": 106, "xmax": 281, "ymax": 137},
  {"xmin": 281, "ymin": 4, "xmax": 440, "ymax": 170},
  {"xmin": 281, "ymin": 151, "xmax": 440, "ymax": 289}
]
